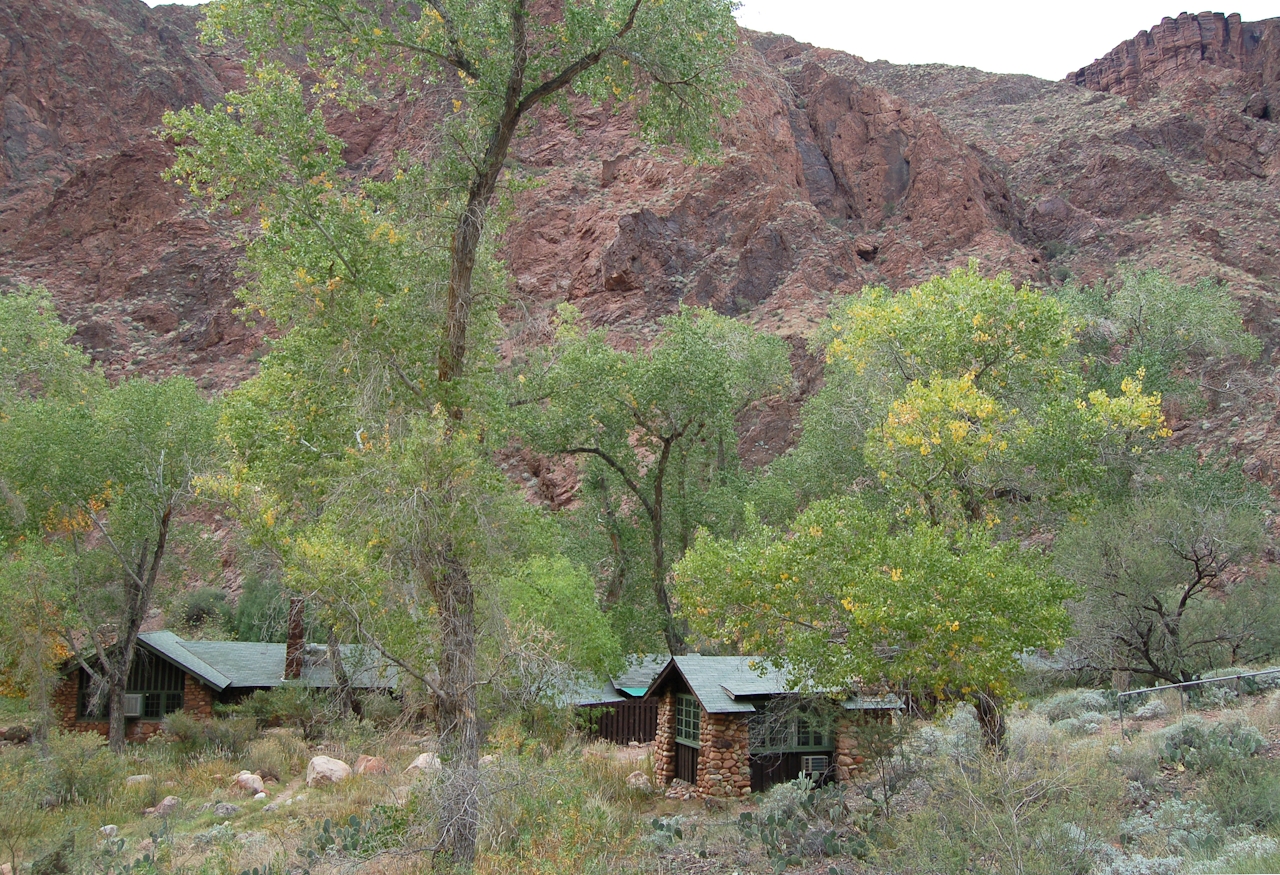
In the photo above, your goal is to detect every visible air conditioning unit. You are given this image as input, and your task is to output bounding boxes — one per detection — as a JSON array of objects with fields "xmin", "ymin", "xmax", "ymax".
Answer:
[
  {"xmin": 800, "ymin": 755, "xmax": 829, "ymax": 777},
  {"xmin": 122, "ymin": 694, "xmax": 144, "ymax": 718}
]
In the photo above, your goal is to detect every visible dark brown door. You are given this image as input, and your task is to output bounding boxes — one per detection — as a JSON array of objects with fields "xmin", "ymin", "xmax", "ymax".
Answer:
[{"xmin": 675, "ymin": 742, "xmax": 698, "ymax": 784}]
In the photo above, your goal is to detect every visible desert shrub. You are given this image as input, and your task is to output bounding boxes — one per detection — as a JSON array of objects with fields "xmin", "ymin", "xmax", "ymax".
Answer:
[
  {"xmin": 228, "ymin": 684, "xmax": 334, "ymax": 738},
  {"xmin": 1035, "ymin": 688, "xmax": 1113, "ymax": 723},
  {"xmin": 1188, "ymin": 835, "xmax": 1280, "ymax": 873},
  {"xmin": 884, "ymin": 745, "xmax": 1122, "ymax": 875},
  {"xmin": 1056, "ymin": 710, "xmax": 1109, "ymax": 737},
  {"xmin": 162, "ymin": 711, "xmax": 257, "ymax": 759},
  {"xmin": 476, "ymin": 745, "xmax": 646, "ymax": 871},
  {"xmin": 242, "ymin": 733, "xmax": 310, "ymax": 783},
  {"xmin": 0, "ymin": 752, "xmax": 49, "ymax": 873},
  {"xmin": 1155, "ymin": 716, "xmax": 1263, "ymax": 771},
  {"xmin": 1204, "ymin": 758, "xmax": 1280, "ymax": 829},
  {"xmin": 40, "ymin": 728, "xmax": 120, "ymax": 805},
  {"xmin": 172, "ymin": 586, "xmax": 231, "ymax": 633},
  {"xmin": 1120, "ymin": 798, "xmax": 1224, "ymax": 855},
  {"xmin": 1007, "ymin": 713, "xmax": 1052, "ymax": 758},
  {"xmin": 1130, "ymin": 699, "xmax": 1169, "ymax": 721},
  {"xmin": 1189, "ymin": 682, "xmax": 1240, "ymax": 710},
  {"xmin": 357, "ymin": 692, "xmax": 404, "ymax": 729},
  {"xmin": 914, "ymin": 704, "xmax": 981, "ymax": 762}
]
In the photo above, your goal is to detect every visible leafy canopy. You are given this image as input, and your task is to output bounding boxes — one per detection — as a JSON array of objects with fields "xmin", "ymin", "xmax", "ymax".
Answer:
[
  {"xmin": 674, "ymin": 497, "xmax": 1073, "ymax": 702},
  {"xmin": 814, "ymin": 265, "xmax": 1170, "ymax": 527}
]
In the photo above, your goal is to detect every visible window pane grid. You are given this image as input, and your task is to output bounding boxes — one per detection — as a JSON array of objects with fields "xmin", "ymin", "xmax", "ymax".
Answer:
[{"xmin": 675, "ymin": 695, "xmax": 701, "ymax": 747}]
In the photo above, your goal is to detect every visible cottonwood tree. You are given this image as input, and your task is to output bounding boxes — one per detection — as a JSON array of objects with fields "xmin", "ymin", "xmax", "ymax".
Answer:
[
  {"xmin": 674, "ymin": 497, "xmax": 1073, "ymax": 749},
  {"xmin": 167, "ymin": 0, "xmax": 738, "ymax": 865},
  {"xmin": 1058, "ymin": 269, "xmax": 1262, "ymax": 402},
  {"xmin": 515, "ymin": 306, "xmax": 789, "ymax": 654},
  {"xmin": 818, "ymin": 265, "xmax": 1170, "ymax": 528},
  {"xmin": 1055, "ymin": 452, "xmax": 1275, "ymax": 685},
  {"xmin": 0, "ymin": 289, "xmax": 216, "ymax": 752}
]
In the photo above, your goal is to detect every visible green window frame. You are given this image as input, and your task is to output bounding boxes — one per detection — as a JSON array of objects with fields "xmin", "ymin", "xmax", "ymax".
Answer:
[
  {"xmin": 675, "ymin": 694, "xmax": 701, "ymax": 748},
  {"xmin": 749, "ymin": 707, "xmax": 833, "ymax": 754},
  {"xmin": 79, "ymin": 655, "xmax": 185, "ymax": 720}
]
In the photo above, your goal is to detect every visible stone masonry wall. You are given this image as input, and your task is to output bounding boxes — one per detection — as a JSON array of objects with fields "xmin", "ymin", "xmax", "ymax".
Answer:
[
  {"xmin": 652, "ymin": 691, "xmax": 676, "ymax": 785},
  {"xmin": 183, "ymin": 673, "xmax": 215, "ymax": 719},
  {"xmin": 834, "ymin": 712, "xmax": 893, "ymax": 782},
  {"xmin": 696, "ymin": 711, "xmax": 752, "ymax": 798}
]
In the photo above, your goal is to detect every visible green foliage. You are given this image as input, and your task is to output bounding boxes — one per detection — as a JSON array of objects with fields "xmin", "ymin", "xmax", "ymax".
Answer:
[
  {"xmin": 1058, "ymin": 269, "xmax": 1261, "ymax": 400},
  {"xmin": 161, "ymin": 712, "xmax": 259, "ymax": 760},
  {"xmin": 198, "ymin": 0, "xmax": 740, "ymax": 165},
  {"xmin": 791, "ymin": 264, "xmax": 1169, "ymax": 532},
  {"xmin": 225, "ymin": 684, "xmax": 332, "ymax": 738},
  {"xmin": 517, "ymin": 305, "xmax": 790, "ymax": 650},
  {"xmin": 675, "ymin": 496, "xmax": 1073, "ymax": 704},
  {"xmin": 40, "ymin": 728, "xmax": 121, "ymax": 805},
  {"xmin": 1154, "ymin": 715, "xmax": 1264, "ymax": 772},
  {"xmin": 1056, "ymin": 450, "xmax": 1274, "ymax": 684},
  {"xmin": 1205, "ymin": 758, "xmax": 1280, "ymax": 830},
  {"xmin": 494, "ymin": 555, "xmax": 621, "ymax": 677},
  {"xmin": 737, "ymin": 776, "xmax": 870, "ymax": 872},
  {"xmin": 0, "ymin": 286, "xmax": 101, "ymax": 403},
  {"xmin": 172, "ymin": 587, "xmax": 231, "ymax": 634}
]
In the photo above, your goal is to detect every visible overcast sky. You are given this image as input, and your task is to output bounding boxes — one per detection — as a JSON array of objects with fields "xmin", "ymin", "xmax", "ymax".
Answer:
[{"xmin": 143, "ymin": 1, "xmax": 1278, "ymax": 81}]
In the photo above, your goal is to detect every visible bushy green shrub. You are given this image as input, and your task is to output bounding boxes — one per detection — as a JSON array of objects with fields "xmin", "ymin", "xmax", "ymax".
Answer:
[
  {"xmin": 738, "ymin": 776, "xmax": 869, "ymax": 872},
  {"xmin": 172, "ymin": 586, "xmax": 231, "ymax": 633},
  {"xmin": 1035, "ymin": 689, "xmax": 1113, "ymax": 723},
  {"xmin": 1205, "ymin": 759, "xmax": 1280, "ymax": 829},
  {"xmin": 41, "ymin": 728, "xmax": 120, "ymax": 805},
  {"xmin": 1120, "ymin": 798, "xmax": 1224, "ymax": 855},
  {"xmin": 1056, "ymin": 710, "xmax": 1109, "ymax": 737},
  {"xmin": 242, "ymin": 733, "xmax": 310, "ymax": 783},
  {"xmin": 162, "ymin": 711, "xmax": 258, "ymax": 759},
  {"xmin": 1155, "ymin": 716, "xmax": 1263, "ymax": 771},
  {"xmin": 228, "ymin": 684, "xmax": 333, "ymax": 738}
]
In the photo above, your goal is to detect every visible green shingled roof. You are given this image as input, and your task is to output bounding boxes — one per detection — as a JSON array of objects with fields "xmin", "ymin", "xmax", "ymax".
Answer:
[
  {"xmin": 137, "ymin": 632, "xmax": 397, "ymax": 691},
  {"xmin": 647, "ymin": 655, "xmax": 902, "ymax": 714}
]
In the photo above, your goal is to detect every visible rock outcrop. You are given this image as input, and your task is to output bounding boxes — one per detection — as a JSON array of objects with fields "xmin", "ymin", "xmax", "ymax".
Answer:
[
  {"xmin": 2, "ymin": 2, "xmax": 1280, "ymax": 479},
  {"xmin": 1068, "ymin": 12, "xmax": 1280, "ymax": 97}
]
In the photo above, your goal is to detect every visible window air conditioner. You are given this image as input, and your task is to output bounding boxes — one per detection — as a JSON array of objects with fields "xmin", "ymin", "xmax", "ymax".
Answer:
[
  {"xmin": 800, "ymin": 755, "xmax": 829, "ymax": 777},
  {"xmin": 122, "ymin": 694, "xmax": 144, "ymax": 718}
]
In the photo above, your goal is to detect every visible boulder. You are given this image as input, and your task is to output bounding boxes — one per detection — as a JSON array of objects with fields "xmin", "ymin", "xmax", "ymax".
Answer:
[
  {"xmin": 213, "ymin": 803, "xmax": 241, "ymax": 817},
  {"xmin": 253, "ymin": 792, "xmax": 267, "ymax": 801},
  {"xmin": 148, "ymin": 796, "xmax": 182, "ymax": 818},
  {"xmin": 478, "ymin": 754, "xmax": 496, "ymax": 767},
  {"xmin": 234, "ymin": 771, "xmax": 265, "ymax": 794},
  {"xmin": 625, "ymin": 770, "xmax": 652, "ymax": 791},
  {"xmin": 2, "ymin": 725, "xmax": 31, "ymax": 744},
  {"xmin": 354, "ymin": 755, "xmax": 388, "ymax": 776},
  {"xmin": 404, "ymin": 752, "xmax": 442, "ymax": 776},
  {"xmin": 99, "ymin": 825, "xmax": 118, "ymax": 838},
  {"xmin": 306, "ymin": 755, "xmax": 352, "ymax": 788},
  {"xmin": 125, "ymin": 774, "xmax": 153, "ymax": 787}
]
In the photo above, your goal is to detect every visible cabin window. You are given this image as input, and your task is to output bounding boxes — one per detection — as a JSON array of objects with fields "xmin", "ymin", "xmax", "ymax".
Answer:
[
  {"xmin": 749, "ymin": 707, "xmax": 832, "ymax": 753},
  {"xmin": 675, "ymin": 694, "xmax": 701, "ymax": 747},
  {"xmin": 76, "ymin": 654, "xmax": 185, "ymax": 720}
]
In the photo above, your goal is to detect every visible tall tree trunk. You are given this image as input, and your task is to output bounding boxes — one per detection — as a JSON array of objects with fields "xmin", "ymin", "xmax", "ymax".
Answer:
[
  {"xmin": 107, "ymin": 677, "xmax": 126, "ymax": 753},
  {"xmin": 425, "ymin": 552, "xmax": 479, "ymax": 870},
  {"xmin": 975, "ymin": 689, "xmax": 1007, "ymax": 757},
  {"xmin": 327, "ymin": 627, "xmax": 356, "ymax": 718}
]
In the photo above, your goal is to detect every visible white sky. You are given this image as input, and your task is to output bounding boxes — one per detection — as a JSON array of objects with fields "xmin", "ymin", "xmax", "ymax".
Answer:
[{"xmin": 143, "ymin": 1, "xmax": 1279, "ymax": 81}]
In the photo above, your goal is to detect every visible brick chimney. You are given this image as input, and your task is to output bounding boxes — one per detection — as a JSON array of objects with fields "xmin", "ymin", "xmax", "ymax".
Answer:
[{"xmin": 284, "ymin": 597, "xmax": 305, "ymax": 680}]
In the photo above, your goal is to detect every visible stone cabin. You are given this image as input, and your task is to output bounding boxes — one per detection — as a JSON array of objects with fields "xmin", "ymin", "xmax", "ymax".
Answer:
[
  {"xmin": 643, "ymin": 655, "xmax": 902, "ymax": 799},
  {"xmin": 54, "ymin": 630, "xmax": 398, "ymax": 742}
]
